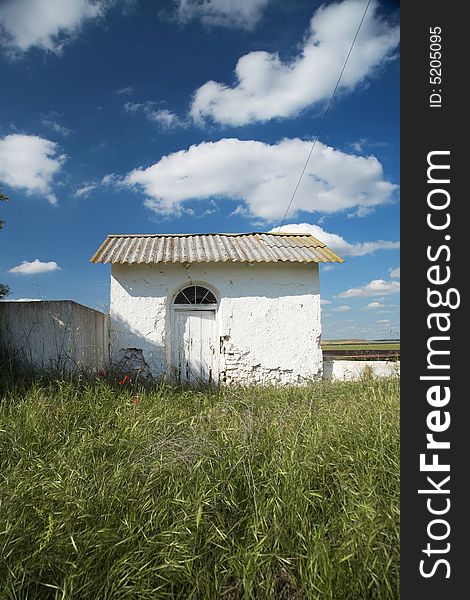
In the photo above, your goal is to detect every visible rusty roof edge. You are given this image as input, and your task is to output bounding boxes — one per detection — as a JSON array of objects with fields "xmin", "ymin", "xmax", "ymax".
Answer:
[
  {"xmin": 260, "ymin": 233, "xmax": 326, "ymax": 249},
  {"xmin": 318, "ymin": 249, "xmax": 345, "ymax": 263},
  {"xmin": 90, "ymin": 236, "xmax": 112, "ymax": 263}
]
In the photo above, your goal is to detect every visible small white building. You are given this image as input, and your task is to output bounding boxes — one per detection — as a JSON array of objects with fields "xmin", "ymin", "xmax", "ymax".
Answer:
[{"xmin": 91, "ymin": 232, "xmax": 343, "ymax": 384}]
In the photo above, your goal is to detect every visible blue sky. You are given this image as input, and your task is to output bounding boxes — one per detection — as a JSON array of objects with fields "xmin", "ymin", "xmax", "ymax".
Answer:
[{"xmin": 0, "ymin": 0, "xmax": 400, "ymax": 339}]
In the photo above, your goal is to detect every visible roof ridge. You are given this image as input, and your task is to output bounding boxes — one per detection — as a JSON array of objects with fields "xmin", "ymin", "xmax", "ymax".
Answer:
[{"xmin": 105, "ymin": 232, "xmax": 316, "ymax": 238}]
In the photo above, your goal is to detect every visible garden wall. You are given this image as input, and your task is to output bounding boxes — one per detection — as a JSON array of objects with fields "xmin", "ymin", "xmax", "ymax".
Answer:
[
  {"xmin": 0, "ymin": 301, "xmax": 109, "ymax": 373},
  {"xmin": 322, "ymin": 359, "xmax": 399, "ymax": 381}
]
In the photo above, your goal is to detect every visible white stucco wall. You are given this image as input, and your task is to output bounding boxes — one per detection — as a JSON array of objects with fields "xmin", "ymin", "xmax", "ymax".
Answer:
[
  {"xmin": 322, "ymin": 359, "xmax": 400, "ymax": 381},
  {"xmin": 110, "ymin": 261, "xmax": 322, "ymax": 384}
]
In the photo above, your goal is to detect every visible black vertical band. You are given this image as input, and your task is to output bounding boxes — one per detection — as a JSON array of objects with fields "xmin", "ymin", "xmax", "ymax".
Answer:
[{"xmin": 401, "ymin": 2, "xmax": 466, "ymax": 597}]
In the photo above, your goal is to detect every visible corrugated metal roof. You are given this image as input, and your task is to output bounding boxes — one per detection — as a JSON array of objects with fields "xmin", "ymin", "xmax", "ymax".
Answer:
[{"xmin": 90, "ymin": 232, "xmax": 344, "ymax": 265}]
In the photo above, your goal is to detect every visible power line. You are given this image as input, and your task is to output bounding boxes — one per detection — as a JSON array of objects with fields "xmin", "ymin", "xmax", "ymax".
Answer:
[{"xmin": 275, "ymin": 0, "xmax": 373, "ymax": 231}]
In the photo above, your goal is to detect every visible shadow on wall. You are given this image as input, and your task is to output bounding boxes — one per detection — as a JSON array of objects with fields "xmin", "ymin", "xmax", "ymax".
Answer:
[
  {"xmin": 110, "ymin": 313, "xmax": 167, "ymax": 381},
  {"xmin": 113, "ymin": 263, "xmax": 320, "ymax": 300},
  {"xmin": 0, "ymin": 301, "xmax": 166, "ymax": 382}
]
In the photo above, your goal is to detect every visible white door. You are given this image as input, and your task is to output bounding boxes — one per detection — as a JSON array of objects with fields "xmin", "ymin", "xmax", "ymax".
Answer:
[{"xmin": 172, "ymin": 310, "xmax": 217, "ymax": 385}]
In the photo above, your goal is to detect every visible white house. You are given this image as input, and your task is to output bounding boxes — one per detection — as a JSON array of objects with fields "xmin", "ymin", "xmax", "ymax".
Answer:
[{"xmin": 91, "ymin": 232, "xmax": 343, "ymax": 384}]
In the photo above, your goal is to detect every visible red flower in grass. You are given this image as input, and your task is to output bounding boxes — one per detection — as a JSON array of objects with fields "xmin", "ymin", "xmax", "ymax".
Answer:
[
  {"xmin": 97, "ymin": 370, "xmax": 106, "ymax": 378},
  {"xmin": 131, "ymin": 396, "xmax": 141, "ymax": 405},
  {"xmin": 118, "ymin": 375, "xmax": 131, "ymax": 385}
]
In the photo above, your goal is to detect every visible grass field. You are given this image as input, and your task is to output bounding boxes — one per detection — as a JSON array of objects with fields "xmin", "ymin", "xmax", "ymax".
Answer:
[
  {"xmin": 321, "ymin": 344, "xmax": 400, "ymax": 352},
  {"xmin": 321, "ymin": 341, "xmax": 400, "ymax": 352},
  {"xmin": 0, "ymin": 375, "xmax": 399, "ymax": 599}
]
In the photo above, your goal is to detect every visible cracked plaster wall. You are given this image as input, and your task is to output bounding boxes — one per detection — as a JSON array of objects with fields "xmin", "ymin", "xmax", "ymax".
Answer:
[{"xmin": 110, "ymin": 262, "xmax": 322, "ymax": 383}]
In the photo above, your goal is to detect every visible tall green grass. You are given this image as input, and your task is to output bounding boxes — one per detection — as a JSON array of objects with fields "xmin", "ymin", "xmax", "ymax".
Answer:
[{"xmin": 0, "ymin": 375, "xmax": 399, "ymax": 599}]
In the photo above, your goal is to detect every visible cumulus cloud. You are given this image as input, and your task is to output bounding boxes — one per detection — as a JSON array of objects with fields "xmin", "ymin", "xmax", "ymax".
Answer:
[
  {"xmin": 190, "ymin": 0, "xmax": 399, "ymax": 126},
  {"xmin": 124, "ymin": 102, "xmax": 187, "ymax": 129},
  {"xmin": 271, "ymin": 223, "xmax": 399, "ymax": 257},
  {"xmin": 321, "ymin": 299, "xmax": 332, "ymax": 305},
  {"xmin": 333, "ymin": 305, "xmax": 351, "ymax": 312},
  {"xmin": 8, "ymin": 259, "xmax": 62, "ymax": 275},
  {"xmin": 0, "ymin": 134, "xmax": 65, "ymax": 204},
  {"xmin": 390, "ymin": 266, "xmax": 400, "ymax": 278},
  {"xmin": 0, "ymin": 0, "xmax": 106, "ymax": 54},
  {"xmin": 173, "ymin": 0, "xmax": 269, "ymax": 30},
  {"xmin": 364, "ymin": 301, "xmax": 386, "ymax": 310},
  {"xmin": 123, "ymin": 137, "xmax": 397, "ymax": 220},
  {"xmin": 337, "ymin": 279, "xmax": 400, "ymax": 298}
]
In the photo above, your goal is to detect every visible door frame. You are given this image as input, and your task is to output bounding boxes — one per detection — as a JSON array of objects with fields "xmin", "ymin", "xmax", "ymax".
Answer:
[{"xmin": 167, "ymin": 283, "xmax": 220, "ymax": 384}]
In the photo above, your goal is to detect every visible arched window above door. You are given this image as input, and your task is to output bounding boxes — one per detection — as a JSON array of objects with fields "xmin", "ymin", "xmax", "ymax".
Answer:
[{"xmin": 174, "ymin": 285, "xmax": 217, "ymax": 305}]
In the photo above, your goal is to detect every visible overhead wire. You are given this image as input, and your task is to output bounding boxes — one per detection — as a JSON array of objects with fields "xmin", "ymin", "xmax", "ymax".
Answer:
[{"xmin": 275, "ymin": 0, "xmax": 373, "ymax": 231}]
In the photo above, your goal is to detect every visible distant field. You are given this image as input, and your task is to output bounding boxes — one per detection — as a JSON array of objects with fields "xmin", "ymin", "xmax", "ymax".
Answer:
[
  {"xmin": 321, "ymin": 340, "xmax": 400, "ymax": 361},
  {"xmin": 321, "ymin": 343, "xmax": 400, "ymax": 351},
  {"xmin": 0, "ymin": 376, "xmax": 399, "ymax": 599}
]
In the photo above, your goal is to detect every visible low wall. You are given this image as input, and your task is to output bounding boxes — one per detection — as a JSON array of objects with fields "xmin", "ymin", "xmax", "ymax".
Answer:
[
  {"xmin": 0, "ymin": 301, "xmax": 398, "ymax": 382},
  {"xmin": 0, "ymin": 301, "xmax": 109, "ymax": 373},
  {"xmin": 322, "ymin": 359, "xmax": 399, "ymax": 381}
]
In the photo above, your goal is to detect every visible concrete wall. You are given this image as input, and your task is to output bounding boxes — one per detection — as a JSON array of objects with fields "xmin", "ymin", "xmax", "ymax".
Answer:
[
  {"xmin": 0, "ymin": 299, "xmax": 400, "ymax": 384},
  {"xmin": 110, "ymin": 261, "xmax": 322, "ymax": 384},
  {"xmin": 322, "ymin": 359, "xmax": 400, "ymax": 381},
  {"xmin": 0, "ymin": 301, "xmax": 109, "ymax": 373}
]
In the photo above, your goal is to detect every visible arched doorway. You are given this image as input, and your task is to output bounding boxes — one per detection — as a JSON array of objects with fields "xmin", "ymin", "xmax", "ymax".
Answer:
[{"xmin": 170, "ymin": 285, "xmax": 218, "ymax": 385}]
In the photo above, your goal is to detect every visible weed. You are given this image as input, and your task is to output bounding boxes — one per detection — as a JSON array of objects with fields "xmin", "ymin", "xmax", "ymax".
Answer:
[{"xmin": 0, "ymin": 375, "xmax": 399, "ymax": 599}]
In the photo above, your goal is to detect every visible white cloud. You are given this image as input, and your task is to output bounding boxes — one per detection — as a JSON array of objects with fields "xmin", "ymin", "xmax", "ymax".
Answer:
[
  {"xmin": 101, "ymin": 173, "xmax": 118, "ymax": 186},
  {"xmin": 42, "ymin": 119, "xmax": 72, "ymax": 137},
  {"xmin": 390, "ymin": 266, "xmax": 400, "ymax": 278},
  {"xmin": 8, "ymin": 259, "xmax": 62, "ymax": 275},
  {"xmin": 123, "ymin": 102, "xmax": 140, "ymax": 112},
  {"xmin": 376, "ymin": 319, "xmax": 390, "ymax": 324},
  {"xmin": 0, "ymin": 134, "xmax": 65, "ymax": 204},
  {"xmin": 0, "ymin": 297, "xmax": 42, "ymax": 302},
  {"xmin": 346, "ymin": 206, "xmax": 375, "ymax": 218},
  {"xmin": 151, "ymin": 109, "xmax": 185, "ymax": 129},
  {"xmin": 349, "ymin": 137, "xmax": 391, "ymax": 154},
  {"xmin": 190, "ymin": 0, "xmax": 399, "ymax": 126},
  {"xmin": 115, "ymin": 86, "xmax": 134, "ymax": 95},
  {"xmin": 351, "ymin": 139, "xmax": 367, "ymax": 153},
  {"xmin": 338, "ymin": 279, "xmax": 400, "ymax": 299},
  {"xmin": 322, "ymin": 264, "xmax": 336, "ymax": 272},
  {"xmin": 333, "ymin": 305, "xmax": 351, "ymax": 312},
  {"xmin": 0, "ymin": 0, "xmax": 106, "ymax": 54},
  {"xmin": 124, "ymin": 102, "xmax": 186, "ymax": 129},
  {"xmin": 321, "ymin": 299, "xmax": 332, "ymax": 305},
  {"xmin": 174, "ymin": 0, "xmax": 269, "ymax": 30},
  {"xmin": 74, "ymin": 182, "xmax": 97, "ymax": 198},
  {"xmin": 272, "ymin": 223, "xmax": 399, "ymax": 257},
  {"xmin": 123, "ymin": 137, "xmax": 396, "ymax": 220},
  {"xmin": 365, "ymin": 301, "xmax": 386, "ymax": 310}
]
